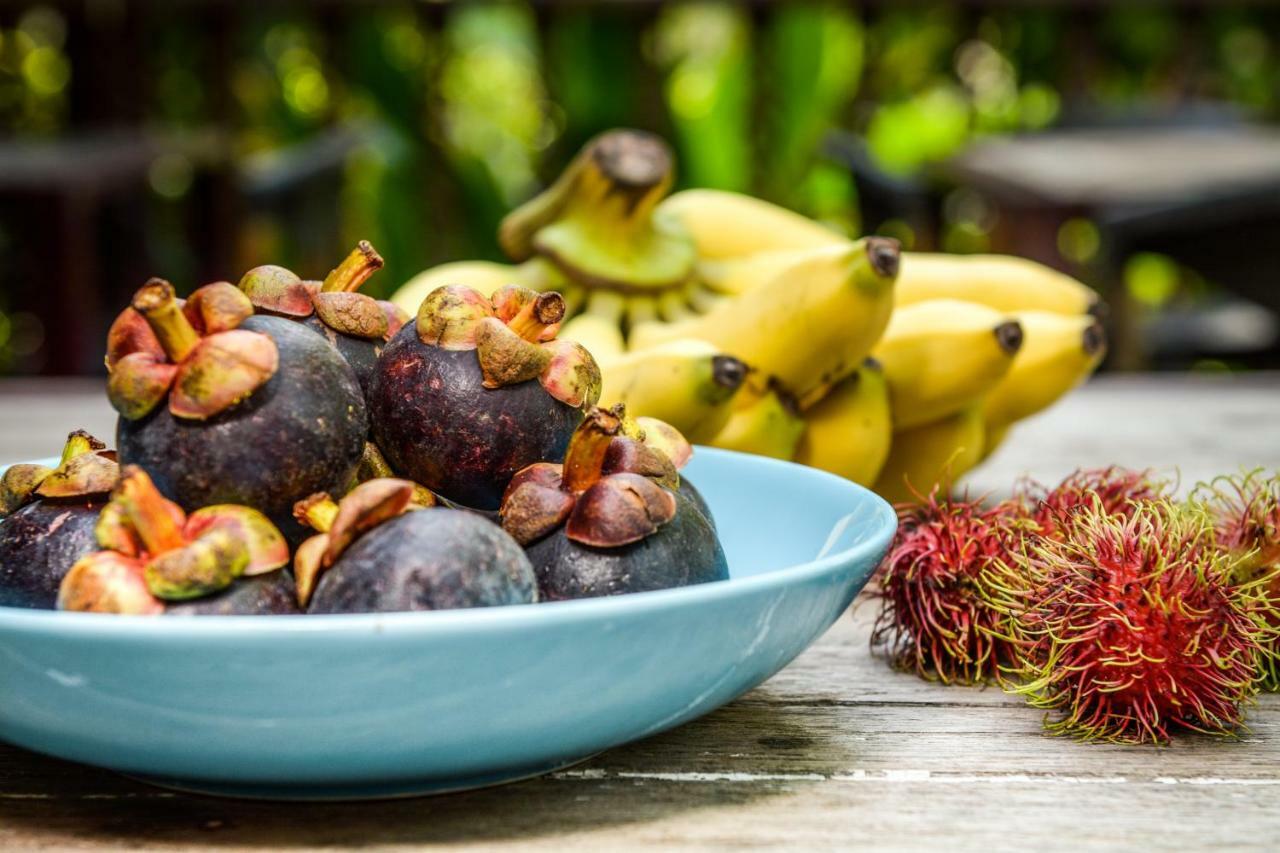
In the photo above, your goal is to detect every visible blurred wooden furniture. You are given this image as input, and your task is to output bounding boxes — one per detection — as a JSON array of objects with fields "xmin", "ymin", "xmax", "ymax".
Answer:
[{"xmin": 4, "ymin": 373, "xmax": 1280, "ymax": 851}]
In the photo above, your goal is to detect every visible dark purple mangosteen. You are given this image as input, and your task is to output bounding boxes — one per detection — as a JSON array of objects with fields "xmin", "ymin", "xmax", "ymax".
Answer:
[
  {"xmin": 0, "ymin": 431, "xmax": 118, "ymax": 609},
  {"xmin": 237, "ymin": 241, "xmax": 408, "ymax": 397},
  {"xmin": 499, "ymin": 406, "xmax": 728, "ymax": 601},
  {"xmin": 107, "ymin": 278, "xmax": 367, "ymax": 543},
  {"xmin": 367, "ymin": 284, "xmax": 602, "ymax": 511},
  {"xmin": 57, "ymin": 466, "xmax": 295, "ymax": 616},
  {"xmin": 165, "ymin": 570, "xmax": 300, "ymax": 616},
  {"xmin": 291, "ymin": 479, "xmax": 536, "ymax": 613}
]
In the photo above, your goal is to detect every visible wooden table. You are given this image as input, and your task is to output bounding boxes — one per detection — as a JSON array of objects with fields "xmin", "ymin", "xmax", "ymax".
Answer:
[{"xmin": 4, "ymin": 374, "xmax": 1280, "ymax": 851}]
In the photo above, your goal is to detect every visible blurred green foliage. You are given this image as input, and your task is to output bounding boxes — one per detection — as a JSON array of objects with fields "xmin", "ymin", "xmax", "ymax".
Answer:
[{"xmin": 1, "ymin": 1, "xmax": 1279, "ymax": 371}]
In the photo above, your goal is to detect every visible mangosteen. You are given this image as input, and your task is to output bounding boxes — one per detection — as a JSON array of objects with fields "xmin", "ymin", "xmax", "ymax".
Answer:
[
  {"xmin": 291, "ymin": 479, "xmax": 537, "ymax": 613},
  {"xmin": 165, "ymin": 571, "xmax": 300, "ymax": 616},
  {"xmin": 57, "ymin": 466, "xmax": 294, "ymax": 616},
  {"xmin": 237, "ymin": 241, "xmax": 408, "ymax": 395},
  {"xmin": 108, "ymin": 278, "xmax": 367, "ymax": 542},
  {"xmin": 0, "ymin": 431, "xmax": 118, "ymax": 609},
  {"xmin": 499, "ymin": 406, "xmax": 728, "ymax": 601},
  {"xmin": 368, "ymin": 283, "xmax": 602, "ymax": 511}
]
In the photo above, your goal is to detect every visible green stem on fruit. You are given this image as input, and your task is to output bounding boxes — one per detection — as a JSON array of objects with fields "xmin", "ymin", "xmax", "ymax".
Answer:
[
  {"xmin": 114, "ymin": 466, "xmax": 186, "ymax": 556},
  {"xmin": 507, "ymin": 291, "xmax": 566, "ymax": 342},
  {"xmin": 562, "ymin": 407, "xmax": 624, "ymax": 493},
  {"xmin": 295, "ymin": 493, "xmax": 340, "ymax": 533},
  {"xmin": 132, "ymin": 279, "xmax": 200, "ymax": 363},
  {"xmin": 322, "ymin": 241, "xmax": 384, "ymax": 294},
  {"xmin": 60, "ymin": 430, "xmax": 105, "ymax": 465}
]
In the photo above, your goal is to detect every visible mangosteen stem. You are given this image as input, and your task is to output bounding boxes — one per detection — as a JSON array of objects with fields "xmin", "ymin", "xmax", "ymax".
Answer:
[
  {"xmin": 295, "ymin": 493, "xmax": 339, "ymax": 533},
  {"xmin": 60, "ymin": 430, "xmax": 105, "ymax": 465},
  {"xmin": 562, "ymin": 407, "xmax": 624, "ymax": 493},
  {"xmin": 358, "ymin": 442, "xmax": 396, "ymax": 480},
  {"xmin": 132, "ymin": 279, "xmax": 200, "ymax": 363},
  {"xmin": 507, "ymin": 292, "xmax": 566, "ymax": 342},
  {"xmin": 322, "ymin": 241, "xmax": 384, "ymax": 294},
  {"xmin": 114, "ymin": 466, "xmax": 187, "ymax": 556}
]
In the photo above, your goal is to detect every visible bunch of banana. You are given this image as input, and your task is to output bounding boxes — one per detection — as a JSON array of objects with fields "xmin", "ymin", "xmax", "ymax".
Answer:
[{"xmin": 389, "ymin": 127, "xmax": 1107, "ymax": 502}]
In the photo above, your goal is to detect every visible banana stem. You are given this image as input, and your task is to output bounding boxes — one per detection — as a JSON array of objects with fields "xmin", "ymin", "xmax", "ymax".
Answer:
[
  {"xmin": 132, "ymin": 279, "xmax": 200, "ymax": 363},
  {"xmin": 562, "ymin": 407, "xmax": 624, "ymax": 493},
  {"xmin": 322, "ymin": 241, "xmax": 384, "ymax": 293},
  {"xmin": 498, "ymin": 130, "xmax": 674, "ymax": 260},
  {"xmin": 114, "ymin": 466, "xmax": 186, "ymax": 556},
  {"xmin": 507, "ymin": 292, "xmax": 566, "ymax": 342},
  {"xmin": 294, "ymin": 494, "xmax": 340, "ymax": 533}
]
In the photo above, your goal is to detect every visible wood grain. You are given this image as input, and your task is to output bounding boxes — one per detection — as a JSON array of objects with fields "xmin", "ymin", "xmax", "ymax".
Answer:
[{"xmin": 3, "ymin": 375, "xmax": 1280, "ymax": 851}]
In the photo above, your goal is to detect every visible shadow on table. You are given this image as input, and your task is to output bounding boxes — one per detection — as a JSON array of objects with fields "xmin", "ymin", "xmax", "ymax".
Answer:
[{"xmin": 1, "ymin": 694, "xmax": 853, "ymax": 847}]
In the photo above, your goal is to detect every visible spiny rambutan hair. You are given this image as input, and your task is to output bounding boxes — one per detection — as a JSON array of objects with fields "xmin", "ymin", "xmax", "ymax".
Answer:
[
  {"xmin": 1018, "ymin": 467, "xmax": 1171, "ymax": 537},
  {"xmin": 1191, "ymin": 470, "xmax": 1280, "ymax": 688},
  {"xmin": 987, "ymin": 499, "xmax": 1268, "ymax": 744},
  {"xmin": 1192, "ymin": 470, "xmax": 1280, "ymax": 573},
  {"xmin": 870, "ymin": 490, "xmax": 1021, "ymax": 685}
]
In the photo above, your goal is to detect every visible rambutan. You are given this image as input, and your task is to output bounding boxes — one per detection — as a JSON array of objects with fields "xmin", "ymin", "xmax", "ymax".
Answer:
[
  {"xmin": 870, "ymin": 490, "xmax": 1021, "ymax": 685},
  {"xmin": 1193, "ymin": 470, "xmax": 1280, "ymax": 573},
  {"xmin": 988, "ymin": 499, "xmax": 1267, "ymax": 744},
  {"xmin": 1192, "ymin": 470, "xmax": 1280, "ymax": 688},
  {"xmin": 1019, "ymin": 466, "xmax": 1170, "ymax": 537}
]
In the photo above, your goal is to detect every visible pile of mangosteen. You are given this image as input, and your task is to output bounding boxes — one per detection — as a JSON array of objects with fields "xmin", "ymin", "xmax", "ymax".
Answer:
[{"xmin": 0, "ymin": 243, "xmax": 727, "ymax": 617}]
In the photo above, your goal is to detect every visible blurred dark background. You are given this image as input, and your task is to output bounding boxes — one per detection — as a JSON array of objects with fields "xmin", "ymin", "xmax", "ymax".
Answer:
[{"xmin": 1, "ymin": 0, "xmax": 1278, "ymax": 376}]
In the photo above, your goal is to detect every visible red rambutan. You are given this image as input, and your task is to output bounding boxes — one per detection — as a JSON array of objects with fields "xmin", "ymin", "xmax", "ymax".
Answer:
[
  {"xmin": 1019, "ymin": 466, "xmax": 1170, "ymax": 537},
  {"xmin": 988, "ymin": 499, "xmax": 1267, "ymax": 744},
  {"xmin": 1192, "ymin": 470, "xmax": 1280, "ymax": 688},
  {"xmin": 870, "ymin": 490, "xmax": 1021, "ymax": 685},
  {"xmin": 1193, "ymin": 470, "xmax": 1280, "ymax": 573}
]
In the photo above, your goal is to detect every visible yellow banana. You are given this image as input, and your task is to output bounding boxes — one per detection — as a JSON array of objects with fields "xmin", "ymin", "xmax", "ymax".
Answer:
[
  {"xmin": 982, "ymin": 422, "xmax": 1012, "ymax": 462},
  {"xmin": 794, "ymin": 360, "xmax": 891, "ymax": 487},
  {"xmin": 599, "ymin": 339, "xmax": 748, "ymax": 444},
  {"xmin": 629, "ymin": 238, "xmax": 900, "ymax": 401},
  {"xmin": 709, "ymin": 385, "xmax": 806, "ymax": 461},
  {"xmin": 559, "ymin": 290, "xmax": 627, "ymax": 362},
  {"xmin": 655, "ymin": 188, "xmax": 843, "ymax": 260},
  {"xmin": 978, "ymin": 311, "xmax": 1106, "ymax": 462},
  {"xmin": 694, "ymin": 246, "xmax": 822, "ymax": 296},
  {"xmin": 874, "ymin": 405, "xmax": 986, "ymax": 504},
  {"xmin": 873, "ymin": 299, "xmax": 1023, "ymax": 430},
  {"xmin": 983, "ymin": 311, "xmax": 1107, "ymax": 428},
  {"xmin": 896, "ymin": 253, "xmax": 1100, "ymax": 316},
  {"xmin": 391, "ymin": 258, "xmax": 559, "ymax": 316}
]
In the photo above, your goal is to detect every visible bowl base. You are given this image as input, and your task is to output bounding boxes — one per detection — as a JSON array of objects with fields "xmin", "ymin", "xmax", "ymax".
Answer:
[{"xmin": 124, "ymin": 753, "xmax": 600, "ymax": 802}]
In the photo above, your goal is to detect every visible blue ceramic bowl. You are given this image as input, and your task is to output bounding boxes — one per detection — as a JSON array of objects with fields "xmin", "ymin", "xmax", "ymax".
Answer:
[{"xmin": 0, "ymin": 448, "xmax": 894, "ymax": 800}]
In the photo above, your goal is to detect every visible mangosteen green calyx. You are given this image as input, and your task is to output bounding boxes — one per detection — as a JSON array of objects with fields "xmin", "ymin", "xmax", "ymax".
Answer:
[
  {"xmin": 368, "ymin": 283, "xmax": 603, "ymax": 511},
  {"xmin": 292, "ymin": 479, "xmax": 538, "ymax": 613},
  {"xmin": 108, "ymin": 278, "xmax": 367, "ymax": 540},
  {"xmin": 238, "ymin": 241, "xmax": 408, "ymax": 394},
  {"xmin": 499, "ymin": 406, "xmax": 727, "ymax": 601},
  {"xmin": 57, "ymin": 466, "xmax": 295, "ymax": 615},
  {"xmin": 0, "ymin": 431, "xmax": 119, "ymax": 609}
]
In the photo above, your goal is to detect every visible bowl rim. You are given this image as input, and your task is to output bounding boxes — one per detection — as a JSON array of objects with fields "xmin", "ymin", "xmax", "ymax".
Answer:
[{"xmin": 0, "ymin": 447, "xmax": 896, "ymax": 638}]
